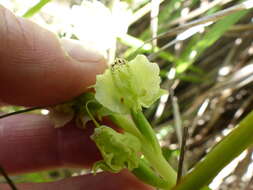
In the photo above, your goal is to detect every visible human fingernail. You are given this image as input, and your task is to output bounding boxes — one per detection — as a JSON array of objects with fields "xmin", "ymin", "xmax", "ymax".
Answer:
[{"xmin": 61, "ymin": 38, "xmax": 107, "ymax": 63}]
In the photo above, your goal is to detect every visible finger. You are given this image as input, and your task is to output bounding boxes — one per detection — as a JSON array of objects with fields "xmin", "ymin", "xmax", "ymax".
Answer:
[
  {"xmin": 0, "ymin": 102, "xmax": 7, "ymax": 106},
  {"xmin": 0, "ymin": 6, "xmax": 107, "ymax": 106},
  {"xmin": 0, "ymin": 171, "xmax": 154, "ymax": 190},
  {"xmin": 0, "ymin": 113, "xmax": 101, "ymax": 174}
]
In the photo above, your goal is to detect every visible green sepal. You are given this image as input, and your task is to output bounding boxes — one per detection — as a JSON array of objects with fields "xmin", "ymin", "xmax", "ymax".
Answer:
[{"xmin": 91, "ymin": 126, "xmax": 141, "ymax": 173}]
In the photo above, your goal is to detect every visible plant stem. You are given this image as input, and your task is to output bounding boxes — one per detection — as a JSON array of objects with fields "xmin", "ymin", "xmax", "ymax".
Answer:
[
  {"xmin": 173, "ymin": 110, "xmax": 253, "ymax": 190},
  {"xmin": 109, "ymin": 114, "xmax": 142, "ymax": 139},
  {"xmin": 133, "ymin": 159, "xmax": 170, "ymax": 189},
  {"xmin": 130, "ymin": 110, "xmax": 177, "ymax": 189},
  {"xmin": 85, "ymin": 101, "xmax": 100, "ymax": 128},
  {"xmin": 130, "ymin": 109, "xmax": 161, "ymax": 153},
  {"xmin": 0, "ymin": 107, "xmax": 42, "ymax": 119},
  {"xmin": 177, "ymin": 127, "xmax": 188, "ymax": 183},
  {"xmin": 0, "ymin": 165, "xmax": 18, "ymax": 190},
  {"xmin": 111, "ymin": 112, "xmax": 177, "ymax": 189},
  {"xmin": 143, "ymin": 148, "xmax": 177, "ymax": 189}
]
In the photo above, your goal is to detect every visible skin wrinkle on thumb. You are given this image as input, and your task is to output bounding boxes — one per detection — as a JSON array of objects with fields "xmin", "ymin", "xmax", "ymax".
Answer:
[{"xmin": 0, "ymin": 6, "xmax": 107, "ymax": 106}]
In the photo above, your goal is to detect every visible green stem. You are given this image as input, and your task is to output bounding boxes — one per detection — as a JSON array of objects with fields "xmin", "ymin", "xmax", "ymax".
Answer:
[
  {"xmin": 111, "ymin": 112, "xmax": 177, "ymax": 189},
  {"xmin": 131, "ymin": 109, "xmax": 161, "ymax": 153},
  {"xmin": 133, "ymin": 160, "xmax": 170, "ymax": 189},
  {"xmin": 130, "ymin": 110, "xmax": 177, "ymax": 188},
  {"xmin": 143, "ymin": 147, "xmax": 177, "ymax": 189},
  {"xmin": 173, "ymin": 110, "xmax": 253, "ymax": 190},
  {"xmin": 85, "ymin": 101, "xmax": 100, "ymax": 128},
  {"xmin": 109, "ymin": 114, "xmax": 142, "ymax": 139}
]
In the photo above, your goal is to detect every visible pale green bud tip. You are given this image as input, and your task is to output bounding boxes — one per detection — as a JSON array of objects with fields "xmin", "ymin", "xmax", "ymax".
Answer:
[
  {"xmin": 94, "ymin": 54, "xmax": 167, "ymax": 114},
  {"xmin": 91, "ymin": 126, "xmax": 141, "ymax": 173}
]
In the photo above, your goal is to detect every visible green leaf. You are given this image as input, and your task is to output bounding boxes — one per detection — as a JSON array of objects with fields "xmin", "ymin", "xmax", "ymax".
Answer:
[
  {"xmin": 201, "ymin": 186, "xmax": 212, "ymax": 190},
  {"xmin": 176, "ymin": 8, "xmax": 249, "ymax": 73},
  {"xmin": 91, "ymin": 126, "xmax": 141, "ymax": 173},
  {"xmin": 94, "ymin": 55, "xmax": 166, "ymax": 114},
  {"xmin": 23, "ymin": 0, "xmax": 52, "ymax": 18},
  {"xmin": 174, "ymin": 110, "xmax": 253, "ymax": 190},
  {"xmin": 15, "ymin": 171, "xmax": 56, "ymax": 183}
]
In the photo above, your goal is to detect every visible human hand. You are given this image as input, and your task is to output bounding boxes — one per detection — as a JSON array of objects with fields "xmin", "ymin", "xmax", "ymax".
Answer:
[{"xmin": 0, "ymin": 5, "xmax": 153, "ymax": 190}]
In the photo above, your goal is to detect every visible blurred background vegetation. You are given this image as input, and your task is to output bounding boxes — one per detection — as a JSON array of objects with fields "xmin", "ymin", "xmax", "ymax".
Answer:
[{"xmin": 0, "ymin": 0, "xmax": 253, "ymax": 189}]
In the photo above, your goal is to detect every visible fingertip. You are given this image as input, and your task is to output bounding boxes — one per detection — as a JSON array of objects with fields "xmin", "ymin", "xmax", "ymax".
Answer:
[{"xmin": 0, "ymin": 6, "xmax": 107, "ymax": 106}]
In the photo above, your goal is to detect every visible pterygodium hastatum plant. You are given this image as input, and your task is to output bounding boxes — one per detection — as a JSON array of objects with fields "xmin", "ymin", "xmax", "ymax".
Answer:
[
  {"xmin": 92, "ymin": 55, "xmax": 177, "ymax": 188},
  {"xmin": 48, "ymin": 54, "xmax": 176, "ymax": 189},
  {"xmin": 75, "ymin": 54, "xmax": 253, "ymax": 190},
  {"xmin": 2, "ymin": 54, "xmax": 253, "ymax": 190}
]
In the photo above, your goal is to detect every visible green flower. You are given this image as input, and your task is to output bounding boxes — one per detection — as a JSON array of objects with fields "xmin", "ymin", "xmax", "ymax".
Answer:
[
  {"xmin": 91, "ymin": 126, "xmax": 141, "ymax": 173},
  {"xmin": 94, "ymin": 55, "xmax": 166, "ymax": 114}
]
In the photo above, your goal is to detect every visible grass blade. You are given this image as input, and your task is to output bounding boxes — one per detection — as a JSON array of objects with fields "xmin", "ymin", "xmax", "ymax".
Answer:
[{"xmin": 23, "ymin": 0, "xmax": 51, "ymax": 18}]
